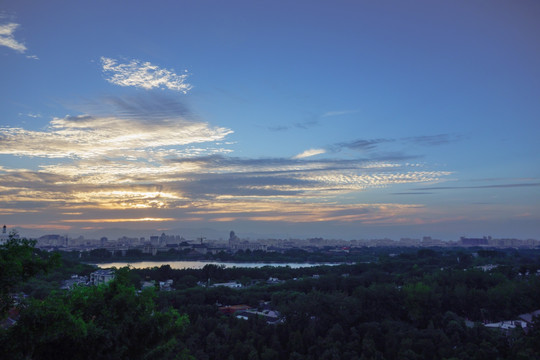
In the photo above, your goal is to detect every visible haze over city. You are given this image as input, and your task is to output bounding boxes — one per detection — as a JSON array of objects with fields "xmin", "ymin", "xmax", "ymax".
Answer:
[{"xmin": 1, "ymin": 1, "xmax": 539, "ymax": 241}]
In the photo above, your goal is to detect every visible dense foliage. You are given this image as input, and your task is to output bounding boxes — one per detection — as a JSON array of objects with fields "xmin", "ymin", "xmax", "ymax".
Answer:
[
  {"xmin": 0, "ymin": 234, "xmax": 60, "ymax": 315},
  {"xmin": 2, "ymin": 240, "xmax": 540, "ymax": 359},
  {"xmin": 1, "ymin": 268, "xmax": 191, "ymax": 359},
  {"xmin": 143, "ymin": 252, "xmax": 540, "ymax": 360}
]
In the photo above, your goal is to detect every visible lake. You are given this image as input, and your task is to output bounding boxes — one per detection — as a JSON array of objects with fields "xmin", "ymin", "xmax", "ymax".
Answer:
[{"xmin": 93, "ymin": 260, "xmax": 340, "ymax": 269}]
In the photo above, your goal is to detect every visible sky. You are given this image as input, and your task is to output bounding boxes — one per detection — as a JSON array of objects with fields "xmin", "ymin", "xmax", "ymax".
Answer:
[{"xmin": 1, "ymin": 0, "xmax": 539, "ymax": 241}]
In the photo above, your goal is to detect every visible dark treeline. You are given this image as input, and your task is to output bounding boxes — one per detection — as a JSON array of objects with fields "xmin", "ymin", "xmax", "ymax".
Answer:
[
  {"xmin": 62, "ymin": 246, "xmax": 386, "ymax": 263},
  {"xmin": 130, "ymin": 248, "xmax": 540, "ymax": 359},
  {"xmin": 2, "ymin": 237, "xmax": 540, "ymax": 359}
]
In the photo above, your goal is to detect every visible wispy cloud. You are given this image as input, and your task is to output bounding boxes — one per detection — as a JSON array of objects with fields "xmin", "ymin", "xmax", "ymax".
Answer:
[
  {"xmin": 293, "ymin": 148, "xmax": 326, "ymax": 159},
  {"xmin": 404, "ymin": 134, "xmax": 462, "ymax": 146},
  {"xmin": 101, "ymin": 57, "xmax": 192, "ymax": 93},
  {"xmin": 0, "ymin": 22, "xmax": 26, "ymax": 53},
  {"xmin": 336, "ymin": 138, "xmax": 394, "ymax": 151},
  {"xmin": 0, "ymin": 150, "xmax": 451, "ymax": 226},
  {"xmin": 0, "ymin": 96, "xmax": 231, "ymax": 159},
  {"xmin": 294, "ymin": 119, "xmax": 319, "ymax": 129},
  {"xmin": 0, "ymin": 116, "xmax": 231, "ymax": 159},
  {"xmin": 321, "ymin": 110, "xmax": 358, "ymax": 117},
  {"xmin": 267, "ymin": 119, "xmax": 319, "ymax": 132},
  {"xmin": 18, "ymin": 112, "xmax": 41, "ymax": 118},
  {"xmin": 267, "ymin": 109, "xmax": 357, "ymax": 132},
  {"xmin": 416, "ymin": 182, "xmax": 540, "ymax": 191},
  {"xmin": 0, "ymin": 93, "xmax": 454, "ymax": 230},
  {"xmin": 331, "ymin": 133, "xmax": 462, "ymax": 154}
]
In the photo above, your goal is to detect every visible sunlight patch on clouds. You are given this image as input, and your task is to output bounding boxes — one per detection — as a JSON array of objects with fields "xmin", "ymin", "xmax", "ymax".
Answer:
[
  {"xmin": 0, "ymin": 208, "xmax": 40, "ymax": 215},
  {"xmin": 293, "ymin": 148, "xmax": 326, "ymax": 159},
  {"xmin": 101, "ymin": 57, "xmax": 192, "ymax": 92},
  {"xmin": 61, "ymin": 217, "xmax": 177, "ymax": 223},
  {"xmin": 0, "ymin": 115, "xmax": 232, "ymax": 159},
  {"xmin": 197, "ymin": 201, "xmax": 423, "ymax": 224},
  {"xmin": 302, "ymin": 171, "xmax": 452, "ymax": 189},
  {"xmin": 0, "ymin": 22, "xmax": 26, "ymax": 53}
]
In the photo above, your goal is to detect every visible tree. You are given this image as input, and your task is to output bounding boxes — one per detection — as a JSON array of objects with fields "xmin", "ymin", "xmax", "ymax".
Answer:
[
  {"xmin": 1, "ymin": 268, "xmax": 192, "ymax": 359},
  {"xmin": 0, "ymin": 233, "xmax": 60, "ymax": 316}
]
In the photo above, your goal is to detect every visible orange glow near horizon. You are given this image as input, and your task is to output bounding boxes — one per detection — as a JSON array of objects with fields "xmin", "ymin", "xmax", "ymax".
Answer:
[{"xmin": 60, "ymin": 217, "xmax": 177, "ymax": 223}]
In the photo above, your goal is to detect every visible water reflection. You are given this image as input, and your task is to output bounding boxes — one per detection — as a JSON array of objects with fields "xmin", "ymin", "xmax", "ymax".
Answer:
[{"xmin": 94, "ymin": 260, "xmax": 338, "ymax": 269}]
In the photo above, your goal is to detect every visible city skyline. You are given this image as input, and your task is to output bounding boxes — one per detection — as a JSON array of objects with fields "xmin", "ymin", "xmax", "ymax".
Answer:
[{"xmin": 1, "ymin": 1, "xmax": 539, "ymax": 241}]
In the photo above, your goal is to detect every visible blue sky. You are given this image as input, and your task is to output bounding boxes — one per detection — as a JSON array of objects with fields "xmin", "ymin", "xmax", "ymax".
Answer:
[{"xmin": 1, "ymin": 0, "xmax": 539, "ymax": 240}]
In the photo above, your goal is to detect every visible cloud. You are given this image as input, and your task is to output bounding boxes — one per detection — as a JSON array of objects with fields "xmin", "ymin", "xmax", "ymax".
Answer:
[
  {"xmin": 268, "ymin": 119, "xmax": 319, "ymax": 131},
  {"xmin": 0, "ymin": 116, "xmax": 231, "ymax": 159},
  {"xmin": 391, "ymin": 192, "xmax": 433, "ymax": 195},
  {"xmin": 267, "ymin": 125, "xmax": 290, "ymax": 132},
  {"xmin": 195, "ymin": 201, "xmax": 425, "ymax": 224},
  {"xmin": 0, "ymin": 93, "xmax": 454, "ymax": 230},
  {"xmin": 268, "ymin": 109, "xmax": 353, "ymax": 132},
  {"xmin": 0, "ymin": 22, "xmax": 27, "ymax": 53},
  {"xmin": 294, "ymin": 119, "xmax": 319, "ymax": 129},
  {"xmin": 163, "ymin": 155, "xmax": 451, "ymax": 200},
  {"xmin": 18, "ymin": 112, "xmax": 41, "ymax": 118},
  {"xmin": 0, "ymin": 149, "xmax": 451, "ymax": 221},
  {"xmin": 97, "ymin": 94, "xmax": 192, "ymax": 119},
  {"xmin": 293, "ymin": 148, "xmax": 326, "ymax": 159},
  {"xmin": 61, "ymin": 217, "xmax": 177, "ymax": 223},
  {"xmin": 101, "ymin": 57, "xmax": 192, "ymax": 93},
  {"xmin": 336, "ymin": 138, "xmax": 394, "ymax": 151},
  {"xmin": 266, "ymin": 109, "xmax": 356, "ymax": 132},
  {"xmin": 333, "ymin": 134, "xmax": 463, "ymax": 153},
  {"xmin": 416, "ymin": 182, "xmax": 540, "ymax": 191},
  {"xmin": 0, "ymin": 96, "xmax": 232, "ymax": 159},
  {"xmin": 404, "ymin": 134, "xmax": 462, "ymax": 146},
  {"xmin": 321, "ymin": 110, "xmax": 358, "ymax": 117}
]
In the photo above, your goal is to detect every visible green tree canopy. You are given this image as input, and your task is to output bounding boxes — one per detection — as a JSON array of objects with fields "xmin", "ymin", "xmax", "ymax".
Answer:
[
  {"xmin": 2, "ymin": 267, "xmax": 191, "ymax": 359},
  {"xmin": 0, "ymin": 234, "xmax": 60, "ymax": 315}
]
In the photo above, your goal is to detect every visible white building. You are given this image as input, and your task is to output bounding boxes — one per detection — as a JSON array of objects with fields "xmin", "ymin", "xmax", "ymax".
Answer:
[
  {"xmin": 211, "ymin": 282, "xmax": 242, "ymax": 288},
  {"xmin": 89, "ymin": 269, "xmax": 115, "ymax": 286}
]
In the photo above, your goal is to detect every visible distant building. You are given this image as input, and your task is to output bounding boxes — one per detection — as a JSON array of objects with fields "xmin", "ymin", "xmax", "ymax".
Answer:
[
  {"xmin": 141, "ymin": 281, "xmax": 155, "ymax": 290},
  {"xmin": 218, "ymin": 304, "xmax": 252, "ymax": 315},
  {"xmin": 37, "ymin": 234, "xmax": 68, "ymax": 247},
  {"xmin": 89, "ymin": 269, "xmax": 115, "ymax": 286},
  {"xmin": 192, "ymin": 244, "xmax": 208, "ymax": 254},
  {"xmin": 518, "ymin": 309, "xmax": 540, "ymax": 324},
  {"xmin": 212, "ymin": 281, "xmax": 242, "ymax": 289},
  {"xmin": 150, "ymin": 236, "xmax": 160, "ymax": 246},
  {"xmin": 0, "ymin": 307, "xmax": 20, "ymax": 329},
  {"xmin": 159, "ymin": 279, "xmax": 174, "ymax": 291},
  {"xmin": 477, "ymin": 264, "xmax": 498, "ymax": 272},
  {"xmin": 228, "ymin": 231, "xmax": 267, "ymax": 252},
  {"xmin": 399, "ymin": 238, "xmax": 420, "ymax": 246},
  {"xmin": 142, "ymin": 243, "xmax": 158, "ymax": 256},
  {"xmin": 228, "ymin": 230, "xmax": 240, "ymax": 249},
  {"xmin": 0, "ymin": 225, "xmax": 9, "ymax": 244},
  {"xmin": 484, "ymin": 320, "xmax": 527, "ymax": 334},
  {"xmin": 239, "ymin": 309, "xmax": 283, "ymax": 325},
  {"xmin": 460, "ymin": 236, "xmax": 490, "ymax": 246},
  {"xmin": 421, "ymin": 236, "xmax": 444, "ymax": 246},
  {"xmin": 207, "ymin": 246, "xmax": 228, "ymax": 254},
  {"xmin": 61, "ymin": 275, "xmax": 88, "ymax": 290}
]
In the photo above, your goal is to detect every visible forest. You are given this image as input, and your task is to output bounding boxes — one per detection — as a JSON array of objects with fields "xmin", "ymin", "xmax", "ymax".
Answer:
[{"xmin": 1, "ymin": 236, "xmax": 540, "ymax": 359}]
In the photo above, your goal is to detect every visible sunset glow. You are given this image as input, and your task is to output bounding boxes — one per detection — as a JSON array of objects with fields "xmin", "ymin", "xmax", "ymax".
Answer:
[{"xmin": 1, "ymin": 1, "xmax": 539, "ymax": 240}]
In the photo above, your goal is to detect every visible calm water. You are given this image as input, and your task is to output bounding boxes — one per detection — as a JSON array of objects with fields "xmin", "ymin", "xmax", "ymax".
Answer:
[{"xmin": 94, "ymin": 260, "xmax": 339, "ymax": 269}]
